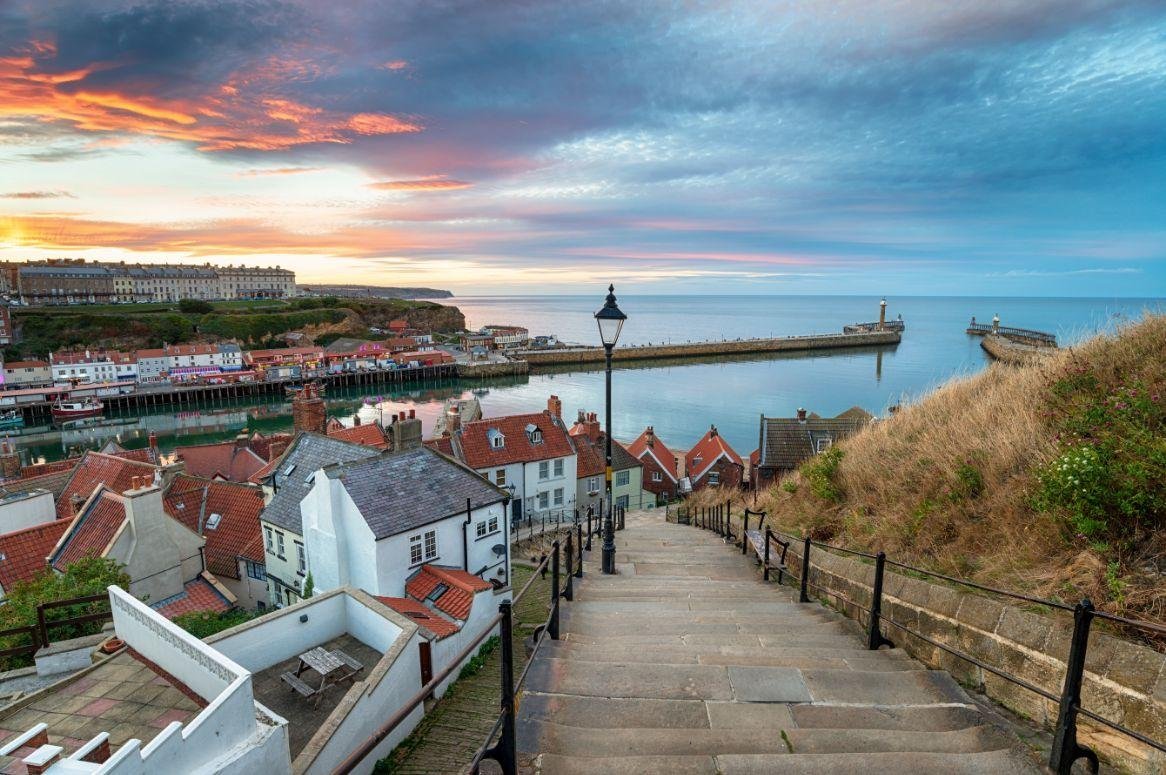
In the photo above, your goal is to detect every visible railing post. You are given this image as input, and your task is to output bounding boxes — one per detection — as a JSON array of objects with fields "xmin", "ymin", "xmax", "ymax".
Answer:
[
  {"xmin": 549, "ymin": 541, "xmax": 560, "ymax": 640},
  {"xmin": 36, "ymin": 603, "xmax": 48, "ymax": 648},
  {"xmin": 1049, "ymin": 600, "xmax": 1099, "ymax": 775},
  {"xmin": 492, "ymin": 601, "xmax": 517, "ymax": 775},
  {"xmin": 564, "ymin": 533, "xmax": 574, "ymax": 601},
  {"xmin": 867, "ymin": 551, "xmax": 892, "ymax": 650},
  {"xmin": 763, "ymin": 528, "xmax": 772, "ymax": 582},
  {"xmin": 799, "ymin": 537, "xmax": 811, "ymax": 603},
  {"xmin": 575, "ymin": 523, "xmax": 583, "ymax": 578},
  {"xmin": 585, "ymin": 507, "xmax": 593, "ymax": 552}
]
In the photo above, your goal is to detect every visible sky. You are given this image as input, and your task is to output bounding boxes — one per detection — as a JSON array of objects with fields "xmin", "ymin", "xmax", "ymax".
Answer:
[{"xmin": 0, "ymin": 0, "xmax": 1164, "ymax": 297}]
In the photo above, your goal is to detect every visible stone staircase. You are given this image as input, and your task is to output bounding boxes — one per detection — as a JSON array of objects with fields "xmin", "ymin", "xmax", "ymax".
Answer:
[{"xmin": 516, "ymin": 510, "xmax": 1041, "ymax": 774}]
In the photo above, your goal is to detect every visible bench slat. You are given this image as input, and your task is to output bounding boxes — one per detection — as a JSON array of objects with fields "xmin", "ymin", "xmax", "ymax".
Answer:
[{"xmin": 281, "ymin": 671, "xmax": 316, "ymax": 697}]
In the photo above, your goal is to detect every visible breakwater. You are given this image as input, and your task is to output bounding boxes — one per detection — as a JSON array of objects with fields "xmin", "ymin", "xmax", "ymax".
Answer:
[
  {"xmin": 515, "ymin": 330, "xmax": 900, "ymax": 369},
  {"xmin": 455, "ymin": 360, "xmax": 530, "ymax": 379},
  {"xmin": 981, "ymin": 334, "xmax": 1055, "ymax": 365}
]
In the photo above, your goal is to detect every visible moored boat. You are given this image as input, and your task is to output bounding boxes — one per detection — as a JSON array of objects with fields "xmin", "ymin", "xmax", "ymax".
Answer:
[
  {"xmin": 51, "ymin": 398, "xmax": 104, "ymax": 424},
  {"xmin": 0, "ymin": 410, "xmax": 23, "ymax": 430}
]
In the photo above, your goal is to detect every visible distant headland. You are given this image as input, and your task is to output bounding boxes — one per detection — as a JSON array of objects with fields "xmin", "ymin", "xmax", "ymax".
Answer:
[{"xmin": 299, "ymin": 284, "xmax": 453, "ymax": 299}]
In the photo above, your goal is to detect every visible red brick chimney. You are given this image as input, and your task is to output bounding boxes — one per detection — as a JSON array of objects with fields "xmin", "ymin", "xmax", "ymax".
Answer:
[
  {"xmin": 353, "ymin": 414, "xmax": 362, "ymax": 427},
  {"xmin": 148, "ymin": 431, "xmax": 158, "ymax": 453},
  {"xmin": 645, "ymin": 426, "xmax": 655, "ymax": 448},
  {"xmin": 547, "ymin": 395, "xmax": 562, "ymax": 420},
  {"xmin": 292, "ymin": 384, "xmax": 327, "ymax": 434},
  {"xmin": 0, "ymin": 441, "xmax": 20, "ymax": 480}
]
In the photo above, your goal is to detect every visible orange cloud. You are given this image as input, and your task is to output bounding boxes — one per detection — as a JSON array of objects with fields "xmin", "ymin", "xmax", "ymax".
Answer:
[
  {"xmin": 236, "ymin": 167, "xmax": 323, "ymax": 177},
  {"xmin": 0, "ymin": 49, "xmax": 422, "ymax": 153},
  {"xmin": 368, "ymin": 176, "xmax": 473, "ymax": 191},
  {"xmin": 383, "ymin": 60, "xmax": 409, "ymax": 71}
]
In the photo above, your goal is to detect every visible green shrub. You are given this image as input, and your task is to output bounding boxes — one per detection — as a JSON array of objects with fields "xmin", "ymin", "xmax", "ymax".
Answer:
[
  {"xmin": 781, "ymin": 480, "xmax": 798, "ymax": 494},
  {"xmin": 802, "ymin": 446, "xmax": 845, "ymax": 503},
  {"xmin": 178, "ymin": 299, "xmax": 213, "ymax": 314},
  {"xmin": 955, "ymin": 461, "xmax": 984, "ymax": 499},
  {"xmin": 172, "ymin": 608, "xmax": 257, "ymax": 639}
]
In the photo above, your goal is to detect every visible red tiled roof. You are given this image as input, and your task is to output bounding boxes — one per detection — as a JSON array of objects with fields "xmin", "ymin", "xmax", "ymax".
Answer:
[
  {"xmin": 56, "ymin": 452, "xmax": 159, "ymax": 520},
  {"xmin": 405, "ymin": 565, "xmax": 491, "ymax": 621},
  {"xmin": 51, "ymin": 488, "xmax": 128, "ymax": 571},
  {"xmin": 575, "ymin": 437, "xmax": 605, "ymax": 478},
  {"xmin": 0, "ymin": 520, "xmax": 68, "ymax": 590},
  {"xmin": 627, "ymin": 428, "xmax": 678, "ymax": 483},
  {"xmin": 247, "ymin": 456, "xmax": 280, "ymax": 484},
  {"xmin": 153, "ymin": 577, "xmax": 232, "ymax": 620},
  {"xmin": 750, "ymin": 448, "xmax": 760, "ymax": 466},
  {"xmin": 175, "ymin": 442, "xmax": 267, "ymax": 483},
  {"xmin": 457, "ymin": 411, "xmax": 574, "ymax": 469},
  {"xmin": 376, "ymin": 596, "xmax": 460, "ymax": 639},
  {"xmin": 4, "ymin": 458, "xmax": 78, "ymax": 481},
  {"xmin": 686, "ymin": 426, "xmax": 744, "ymax": 482},
  {"xmin": 327, "ymin": 423, "xmax": 389, "ymax": 450},
  {"xmin": 423, "ymin": 437, "xmax": 455, "ymax": 457},
  {"xmin": 164, "ymin": 475, "xmax": 265, "ymax": 579},
  {"xmin": 248, "ymin": 431, "xmax": 292, "ymax": 462},
  {"xmin": 110, "ymin": 447, "xmax": 160, "ymax": 464},
  {"xmin": 4, "ymin": 360, "xmax": 48, "ymax": 369}
]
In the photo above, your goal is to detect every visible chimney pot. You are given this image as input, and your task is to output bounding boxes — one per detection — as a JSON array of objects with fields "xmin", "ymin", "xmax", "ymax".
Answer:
[
  {"xmin": 353, "ymin": 415, "xmax": 361, "ymax": 427},
  {"xmin": 409, "ymin": 409, "xmax": 416, "ymax": 419}
]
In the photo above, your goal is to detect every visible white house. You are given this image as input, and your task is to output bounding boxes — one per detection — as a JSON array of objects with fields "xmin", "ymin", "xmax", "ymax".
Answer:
[
  {"xmin": 449, "ymin": 396, "xmax": 578, "ymax": 524},
  {"xmin": 300, "ymin": 446, "xmax": 511, "ymax": 595},
  {"xmin": 49, "ymin": 350, "xmax": 138, "ymax": 384}
]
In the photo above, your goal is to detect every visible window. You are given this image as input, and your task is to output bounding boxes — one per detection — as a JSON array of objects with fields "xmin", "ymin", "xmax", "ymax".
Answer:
[
  {"xmin": 538, "ymin": 491, "xmax": 549, "ymax": 509},
  {"xmin": 652, "ymin": 471, "xmax": 662, "ymax": 482},
  {"xmin": 246, "ymin": 561, "xmax": 266, "ymax": 581},
  {"xmin": 296, "ymin": 543, "xmax": 306, "ymax": 575},
  {"xmin": 410, "ymin": 534, "xmax": 423, "ymax": 565},
  {"xmin": 205, "ymin": 513, "xmax": 222, "ymax": 530},
  {"xmin": 616, "ymin": 495, "xmax": 629, "ymax": 508},
  {"xmin": 488, "ymin": 515, "xmax": 498, "ymax": 533},
  {"xmin": 553, "ymin": 487, "xmax": 563, "ymax": 506},
  {"xmin": 816, "ymin": 438, "xmax": 832, "ymax": 453},
  {"xmin": 587, "ymin": 476, "xmax": 599, "ymax": 493},
  {"xmin": 539, "ymin": 461, "xmax": 549, "ymax": 480},
  {"xmin": 476, "ymin": 515, "xmax": 501, "ymax": 538},
  {"xmin": 275, "ymin": 531, "xmax": 285, "ymax": 559},
  {"xmin": 476, "ymin": 520, "xmax": 488, "ymax": 538},
  {"xmin": 553, "ymin": 459, "xmax": 564, "ymax": 477},
  {"xmin": 708, "ymin": 471, "xmax": 720, "ymax": 486},
  {"xmin": 424, "ymin": 530, "xmax": 437, "ymax": 560},
  {"xmin": 495, "ymin": 468, "xmax": 506, "ymax": 486},
  {"xmin": 615, "ymin": 470, "xmax": 630, "ymax": 487}
]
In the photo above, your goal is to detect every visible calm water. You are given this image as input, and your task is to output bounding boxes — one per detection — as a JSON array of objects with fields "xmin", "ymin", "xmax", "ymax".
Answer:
[{"xmin": 13, "ymin": 295, "xmax": 1162, "ymax": 464}]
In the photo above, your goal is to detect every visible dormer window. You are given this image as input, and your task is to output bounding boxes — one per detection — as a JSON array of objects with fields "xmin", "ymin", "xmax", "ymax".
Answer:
[
  {"xmin": 488, "ymin": 429, "xmax": 505, "ymax": 449},
  {"xmin": 816, "ymin": 438, "xmax": 832, "ymax": 453},
  {"xmin": 525, "ymin": 423, "xmax": 542, "ymax": 444}
]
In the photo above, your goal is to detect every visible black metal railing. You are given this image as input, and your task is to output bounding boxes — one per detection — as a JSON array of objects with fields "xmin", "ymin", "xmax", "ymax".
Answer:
[
  {"xmin": 966, "ymin": 321, "xmax": 1057, "ymax": 345},
  {"xmin": 679, "ymin": 505, "xmax": 1165, "ymax": 774},
  {"xmin": 0, "ymin": 593, "xmax": 115, "ymax": 664}
]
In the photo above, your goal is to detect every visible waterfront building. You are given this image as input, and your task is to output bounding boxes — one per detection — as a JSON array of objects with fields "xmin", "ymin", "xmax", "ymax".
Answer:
[
  {"xmin": 135, "ymin": 342, "xmax": 244, "ymax": 383},
  {"xmin": 753, "ymin": 406, "xmax": 874, "ymax": 489},
  {"xmin": 0, "ymin": 306, "xmax": 11, "ymax": 346},
  {"xmin": 627, "ymin": 426, "xmax": 682, "ymax": 505},
  {"xmin": 448, "ymin": 397, "xmax": 578, "ymax": 523},
  {"xmin": 48, "ymin": 349, "xmax": 138, "ymax": 384},
  {"xmin": 684, "ymin": 425, "xmax": 745, "ymax": 492},
  {"xmin": 1, "ymin": 359, "xmax": 52, "ymax": 388},
  {"xmin": 301, "ymin": 446, "xmax": 511, "ymax": 595},
  {"xmin": 569, "ymin": 410, "xmax": 651, "ymax": 511},
  {"xmin": 481, "ymin": 325, "xmax": 529, "ymax": 349}
]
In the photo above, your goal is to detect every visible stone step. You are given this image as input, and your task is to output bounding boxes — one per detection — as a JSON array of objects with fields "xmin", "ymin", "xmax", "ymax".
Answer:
[
  {"xmin": 559, "ymin": 618, "xmax": 857, "ymax": 638},
  {"xmin": 538, "ymin": 641, "xmax": 922, "ymax": 670},
  {"xmin": 519, "ymin": 721, "xmax": 1012, "ymax": 758},
  {"xmin": 562, "ymin": 601, "xmax": 812, "ymax": 615},
  {"xmin": 561, "ymin": 631, "xmax": 866, "ymax": 650}
]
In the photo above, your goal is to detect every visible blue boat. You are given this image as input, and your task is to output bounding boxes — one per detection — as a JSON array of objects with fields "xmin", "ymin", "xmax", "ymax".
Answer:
[{"xmin": 0, "ymin": 410, "xmax": 24, "ymax": 430}]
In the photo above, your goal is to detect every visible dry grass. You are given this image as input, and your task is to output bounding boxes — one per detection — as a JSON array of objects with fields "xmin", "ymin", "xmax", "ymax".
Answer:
[{"xmin": 691, "ymin": 314, "xmax": 1166, "ymax": 623}]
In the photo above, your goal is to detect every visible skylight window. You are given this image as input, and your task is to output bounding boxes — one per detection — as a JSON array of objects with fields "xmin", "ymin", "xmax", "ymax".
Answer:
[
  {"xmin": 283, "ymin": 463, "xmax": 296, "ymax": 476},
  {"xmin": 206, "ymin": 513, "xmax": 222, "ymax": 530},
  {"xmin": 426, "ymin": 583, "xmax": 449, "ymax": 603}
]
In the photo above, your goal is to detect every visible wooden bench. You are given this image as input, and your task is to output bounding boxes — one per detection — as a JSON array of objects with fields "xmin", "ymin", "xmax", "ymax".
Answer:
[
  {"xmin": 746, "ymin": 529, "xmax": 789, "ymax": 583},
  {"xmin": 334, "ymin": 649, "xmax": 364, "ymax": 682},
  {"xmin": 281, "ymin": 671, "xmax": 316, "ymax": 698}
]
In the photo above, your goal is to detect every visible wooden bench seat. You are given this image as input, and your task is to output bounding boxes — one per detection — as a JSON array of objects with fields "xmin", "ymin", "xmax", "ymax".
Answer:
[{"xmin": 281, "ymin": 671, "xmax": 316, "ymax": 697}]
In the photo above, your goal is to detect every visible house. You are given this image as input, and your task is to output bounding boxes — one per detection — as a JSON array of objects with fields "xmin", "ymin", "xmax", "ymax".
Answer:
[
  {"xmin": 627, "ymin": 426, "xmax": 681, "ymax": 505},
  {"xmin": 0, "ymin": 519, "xmax": 70, "ymax": 595},
  {"xmin": 164, "ymin": 475, "xmax": 269, "ymax": 611},
  {"xmin": 48, "ymin": 349, "xmax": 137, "ymax": 384},
  {"xmin": 301, "ymin": 446, "xmax": 511, "ymax": 595},
  {"xmin": 255, "ymin": 434, "xmax": 381, "ymax": 608},
  {"xmin": 47, "ymin": 476, "xmax": 231, "ymax": 616},
  {"xmin": 684, "ymin": 425, "xmax": 745, "ymax": 492},
  {"xmin": 449, "ymin": 397, "xmax": 577, "ymax": 523},
  {"xmin": 53, "ymin": 451, "xmax": 168, "ymax": 520},
  {"xmin": 1, "ymin": 360, "xmax": 52, "ymax": 389},
  {"xmin": 754, "ymin": 406, "xmax": 874, "ymax": 488},
  {"xmin": 569, "ymin": 411, "xmax": 649, "ymax": 511},
  {"xmin": 325, "ymin": 416, "xmax": 390, "ymax": 449},
  {"xmin": 175, "ymin": 436, "xmax": 269, "ymax": 482}
]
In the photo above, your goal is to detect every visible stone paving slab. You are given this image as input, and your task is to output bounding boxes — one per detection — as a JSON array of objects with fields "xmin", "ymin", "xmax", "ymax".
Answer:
[{"xmin": 727, "ymin": 667, "xmax": 812, "ymax": 702}]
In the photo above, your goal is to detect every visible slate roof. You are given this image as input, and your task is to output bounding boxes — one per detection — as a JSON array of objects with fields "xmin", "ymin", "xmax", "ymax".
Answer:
[
  {"xmin": 0, "ymin": 468, "xmax": 76, "ymax": 500},
  {"xmin": 328, "ymin": 447, "xmax": 508, "ymax": 540},
  {"xmin": 455, "ymin": 411, "xmax": 575, "ymax": 469},
  {"xmin": 0, "ymin": 520, "xmax": 68, "ymax": 590},
  {"xmin": 259, "ymin": 434, "xmax": 379, "ymax": 534},
  {"xmin": 404, "ymin": 565, "xmax": 491, "ymax": 621},
  {"xmin": 627, "ymin": 428, "xmax": 679, "ymax": 483},
  {"xmin": 376, "ymin": 596, "xmax": 460, "ymax": 640},
  {"xmin": 175, "ymin": 441, "xmax": 267, "ymax": 482},
  {"xmin": 51, "ymin": 487, "xmax": 128, "ymax": 571},
  {"xmin": 164, "ymin": 475, "xmax": 265, "ymax": 579},
  {"xmin": 685, "ymin": 426, "xmax": 744, "ymax": 482},
  {"xmin": 758, "ymin": 409, "xmax": 874, "ymax": 470},
  {"xmin": 56, "ymin": 452, "xmax": 158, "ymax": 519}
]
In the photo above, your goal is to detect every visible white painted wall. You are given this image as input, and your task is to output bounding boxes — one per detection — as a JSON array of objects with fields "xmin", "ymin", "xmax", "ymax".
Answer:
[
  {"xmin": 301, "ymin": 474, "xmax": 378, "ymax": 595},
  {"xmin": 0, "ymin": 490, "xmax": 54, "ymax": 533}
]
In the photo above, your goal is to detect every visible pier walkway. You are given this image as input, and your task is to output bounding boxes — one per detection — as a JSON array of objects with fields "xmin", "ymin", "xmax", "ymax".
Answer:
[{"xmin": 516, "ymin": 509, "xmax": 1039, "ymax": 774}]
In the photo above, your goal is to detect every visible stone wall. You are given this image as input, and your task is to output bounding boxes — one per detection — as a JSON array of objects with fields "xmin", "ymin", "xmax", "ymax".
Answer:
[
  {"xmin": 981, "ymin": 334, "xmax": 1056, "ymax": 365},
  {"xmin": 455, "ymin": 360, "xmax": 530, "ymax": 379},
  {"xmin": 781, "ymin": 543, "xmax": 1166, "ymax": 773},
  {"xmin": 515, "ymin": 330, "xmax": 901, "ymax": 367}
]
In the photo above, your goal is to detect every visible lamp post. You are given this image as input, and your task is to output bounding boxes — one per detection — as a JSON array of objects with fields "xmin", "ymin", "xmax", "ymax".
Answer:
[{"xmin": 594, "ymin": 284, "xmax": 627, "ymax": 575}]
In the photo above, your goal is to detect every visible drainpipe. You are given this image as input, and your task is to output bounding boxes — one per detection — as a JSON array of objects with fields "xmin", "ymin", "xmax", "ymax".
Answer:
[{"xmin": 463, "ymin": 497, "xmax": 472, "ymax": 572}]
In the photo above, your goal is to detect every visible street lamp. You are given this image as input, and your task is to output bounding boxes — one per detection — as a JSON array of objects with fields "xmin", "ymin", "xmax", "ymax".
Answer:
[{"xmin": 594, "ymin": 284, "xmax": 627, "ymax": 574}]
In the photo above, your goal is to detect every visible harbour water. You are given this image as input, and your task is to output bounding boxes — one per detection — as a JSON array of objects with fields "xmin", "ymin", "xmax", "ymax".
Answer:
[{"xmin": 11, "ymin": 295, "xmax": 1161, "ymax": 465}]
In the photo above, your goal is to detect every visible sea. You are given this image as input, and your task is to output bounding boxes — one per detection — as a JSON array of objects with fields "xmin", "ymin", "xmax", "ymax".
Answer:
[{"xmin": 13, "ymin": 295, "xmax": 1163, "ymax": 465}]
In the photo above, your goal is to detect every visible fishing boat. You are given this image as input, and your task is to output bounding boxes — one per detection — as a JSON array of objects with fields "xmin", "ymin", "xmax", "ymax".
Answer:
[
  {"xmin": 0, "ymin": 410, "xmax": 24, "ymax": 430},
  {"xmin": 51, "ymin": 398, "xmax": 104, "ymax": 424}
]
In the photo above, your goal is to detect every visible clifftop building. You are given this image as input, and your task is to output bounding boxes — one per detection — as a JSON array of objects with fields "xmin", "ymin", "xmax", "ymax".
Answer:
[{"xmin": 10, "ymin": 259, "xmax": 295, "ymax": 305}]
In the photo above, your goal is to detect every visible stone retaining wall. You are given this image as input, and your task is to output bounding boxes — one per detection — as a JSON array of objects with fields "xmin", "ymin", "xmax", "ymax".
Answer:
[
  {"xmin": 515, "ymin": 330, "xmax": 900, "ymax": 366},
  {"xmin": 783, "ymin": 544, "xmax": 1166, "ymax": 773},
  {"xmin": 455, "ymin": 360, "xmax": 530, "ymax": 379}
]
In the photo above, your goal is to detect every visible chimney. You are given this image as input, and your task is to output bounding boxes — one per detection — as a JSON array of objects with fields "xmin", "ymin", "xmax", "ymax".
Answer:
[
  {"xmin": 645, "ymin": 426, "xmax": 655, "ymax": 448},
  {"xmin": 353, "ymin": 414, "xmax": 361, "ymax": 427},
  {"xmin": 292, "ymin": 384, "xmax": 327, "ymax": 434},
  {"xmin": 447, "ymin": 405, "xmax": 461, "ymax": 434},
  {"xmin": 796, "ymin": 408, "xmax": 807, "ymax": 423},
  {"xmin": 267, "ymin": 438, "xmax": 288, "ymax": 461},
  {"xmin": 547, "ymin": 395, "xmax": 562, "ymax": 419},
  {"xmin": 391, "ymin": 411, "xmax": 423, "ymax": 451},
  {"xmin": 235, "ymin": 432, "xmax": 250, "ymax": 449},
  {"xmin": 70, "ymin": 493, "xmax": 85, "ymax": 516},
  {"xmin": 0, "ymin": 442, "xmax": 20, "ymax": 480},
  {"xmin": 148, "ymin": 431, "xmax": 158, "ymax": 452},
  {"xmin": 709, "ymin": 424, "xmax": 718, "ymax": 437}
]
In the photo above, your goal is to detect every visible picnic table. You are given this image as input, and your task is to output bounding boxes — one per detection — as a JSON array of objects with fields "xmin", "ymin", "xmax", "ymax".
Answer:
[{"xmin": 281, "ymin": 647, "xmax": 364, "ymax": 706}]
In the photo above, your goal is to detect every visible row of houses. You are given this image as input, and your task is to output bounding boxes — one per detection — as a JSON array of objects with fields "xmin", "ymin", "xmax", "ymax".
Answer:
[
  {"xmin": 0, "ymin": 337, "xmax": 448, "ymax": 390},
  {"xmin": 0, "ymin": 259, "xmax": 296, "ymax": 305}
]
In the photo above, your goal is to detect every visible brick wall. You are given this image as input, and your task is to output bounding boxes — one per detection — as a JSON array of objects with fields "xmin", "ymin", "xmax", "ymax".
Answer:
[{"xmin": 783, "ymin": 543, "xmax": 1166, "ymax": 773}]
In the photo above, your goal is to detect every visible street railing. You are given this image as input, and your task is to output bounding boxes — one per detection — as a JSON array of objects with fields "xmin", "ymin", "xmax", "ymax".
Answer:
[{"xmin": 680, "ymin": 505, "xmax": 1165, "ymax": 775}]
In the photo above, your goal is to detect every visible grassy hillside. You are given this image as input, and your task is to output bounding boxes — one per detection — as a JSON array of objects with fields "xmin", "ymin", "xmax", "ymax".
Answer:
[
  {"xmin": 5, "ymin": 297, "xmax": 465, "ymax": 357},
  {"xmin": 695, "ymin": 314, "xmax": 1166, "ymax": 623}
]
